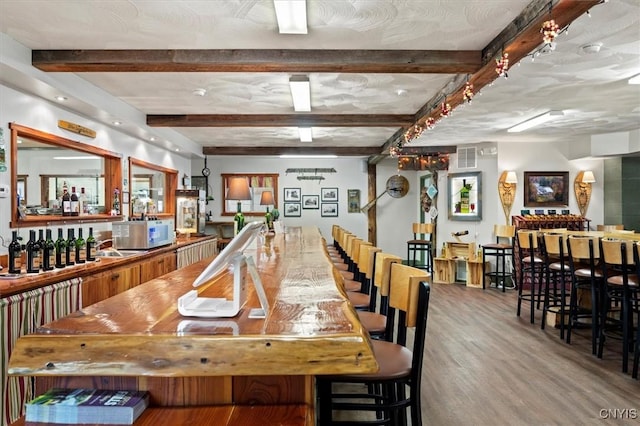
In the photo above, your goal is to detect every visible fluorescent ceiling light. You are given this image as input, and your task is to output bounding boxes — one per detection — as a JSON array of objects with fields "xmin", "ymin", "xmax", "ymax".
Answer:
[
  {"xmin": 507, "ymin": 110, "xmax": 564, "ymax": 133},
  {"xmin": 289, "ymin": 75, "xmax": 311, "ymax": 112},
  {"xmin": 298, "ymin": 127, "xmax": 313, "ymax": 142},
  {"xmin": 274, "ymin": 0, "xmax": 307, "ymax": 34},
  {"xmin": 54, "ymin": 156, "xmax": 100, "ymax": 160},
  {"xmin": 628, "ymin": 74, "xmax": 640, "ymax": 85},
  {"xmin": 279, "ymin": 154, "xmax": 337, "ymax": 159}
]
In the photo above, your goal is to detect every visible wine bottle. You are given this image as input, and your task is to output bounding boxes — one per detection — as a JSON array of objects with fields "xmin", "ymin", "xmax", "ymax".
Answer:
[
  {"xmin": 54, "ymin": 228, "xmax": 66, "ymax": 269},
  {"xmin": 233, "ymin": 202, "xmax": 245, "ymax": 235},
  {"xmin": 65, "ymin": 228, "xmax": 76, "ymax": 266},
  {"xmin": 37, "ymin": 229, "xmax": 46, "ymax": 271},
  {"xmin": 42, "ymin": 229, "xmax": 55, "ymax": 271},
  {"xmin": 26, "ymin": 230, "xmax": 41, "ymax": 273},
  {"xmin": 70, "ymin": 186, "xmax": 79, "ymax": 216},
  {"xmin": 61, "ymin": 182, "xmax": 71, "ymax": 217},
  {"xmin": 75, "ymin": 228, "xmax": 86, "ymax": 264},
  {"xmin": 8, "ymin": 230, "xmax": 23, "ymax": 274},
  {"xmin": 86, "ymin": 227, "xmax": 96, "ymax": 261}
]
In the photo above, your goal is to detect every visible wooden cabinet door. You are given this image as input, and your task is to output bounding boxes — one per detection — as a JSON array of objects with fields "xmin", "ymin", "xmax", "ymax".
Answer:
[
  {"xmin": 81, "ymin": 271, "xmax": 110, "ymax": 307},
  {"xmin": 140, "ymin": 252, "xmax": 177, "ymax": 283},
  {"xmin": 109, "ymin": 263, "xmax": 141, "ymax": 296}
]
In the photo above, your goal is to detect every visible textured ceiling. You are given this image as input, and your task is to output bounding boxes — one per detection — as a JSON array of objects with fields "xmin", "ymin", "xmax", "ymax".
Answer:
[{"xmin": 0, "ymin": 0, "xmax": 638, "ymax": 157}]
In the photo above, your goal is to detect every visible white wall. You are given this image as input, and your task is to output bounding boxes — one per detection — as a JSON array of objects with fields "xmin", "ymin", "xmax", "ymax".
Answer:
[
  {"xmin": 0, "ymin": 84, "xmax": 192, "ymax": 254},
  {"xmin": 193, "ymin": 142, "xmax": 605, "ymax": 261}
]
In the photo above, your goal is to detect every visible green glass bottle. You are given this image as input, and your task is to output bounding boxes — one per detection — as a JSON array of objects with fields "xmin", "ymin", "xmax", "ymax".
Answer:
[
  {"xmin": 8, "ymin": 230, "xmax": 23, "ymax": 274},
  {"xmin": 55, "ymin": 228, "xmax": 66, "ymax": 269},
  {"xmin": 42, "ymin": 229, "xmax": 55, "ymax": 271},
  {"xmin": 234, "ymin": 202, "xmax": 245, "ymax": 235},
  {"xmin": 86, "ymin": 227, "xmax": 96, "ymax": 262},
  {"xmin": 75, "ymin": 228, "xmax": 86, "ymax": 264},
  {"xmin": 460, "ymin": 179, "xmax": 470, "ymax": 214},
  {"xmin": 65, "ymin": 228, "xmax": 76, "ymax": 266},
  {"xmin": 265, "ymin": 207, "xmax": 273, "ymax": 231}
]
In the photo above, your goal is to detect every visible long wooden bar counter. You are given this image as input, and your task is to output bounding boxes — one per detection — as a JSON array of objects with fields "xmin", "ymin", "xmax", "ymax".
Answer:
[{"xmin": 8, "ymin": 227, "xmax": 376, "ymax": 424}]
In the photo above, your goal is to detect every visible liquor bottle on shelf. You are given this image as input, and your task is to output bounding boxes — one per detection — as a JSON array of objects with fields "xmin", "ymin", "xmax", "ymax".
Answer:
[
  {"xmin": 79, "ymin": 187, "xmax": 88, "ymax": 215},
  {"xmin": 37, "ymin": 229, "xmax": 46, "ymax": 270},
  {"xmin": 54, "ymin": 228, "xmax": 66, "ymax": 269},
  {"xmin": 70, "ymin": 186, "xmax": 79, "ymax": 216},
  {"xmin": 65, "ymin": 228, "xmax": 76, "ymax": 266},
  {"xmin": 61, "ymin": 182, "xmax": 71, "ymax": 217},
  {"xmin": 26, "ymin": 230, "xmax": 41, "ymax": 273},
  {"xmin": 75, "ymin": 228, "xmax": 86, "ymax": 264},
  {"xmin": 42, "ymin": 229, "xmax": 55, "ymax": 271},
  {"xmin": 8, "ymin": 230, "xmax": 23, "ymax": 274},
  {"xmin": 86, "ymin": 227, "xmax": 96, "ymax": 261}
]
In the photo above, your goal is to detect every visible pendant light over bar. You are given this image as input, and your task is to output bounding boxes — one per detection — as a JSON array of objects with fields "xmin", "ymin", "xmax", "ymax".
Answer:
[
  {"xmin": 274, "ymin": 0, "xmax": 307, "ymax": 34},
  {"xmin": 507, "ymin": 110, "xmax": 564, "ymax": 133}
]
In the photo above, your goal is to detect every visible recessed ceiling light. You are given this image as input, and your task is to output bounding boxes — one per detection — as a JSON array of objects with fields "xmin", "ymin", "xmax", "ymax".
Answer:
[
  {"xmin": 289, "ymin": 75, "xmax": 311, "ymax": 111},
  {"xmin": 628, "ymin": 74, "xmax": 640, "ymax": 85},
  {"xmin": 298, "ymin": 127, "xmax": 313, "ymax": 142},
  {"xmin": 396, "ymin": 89, "xmax": 407, "ymax": 96},
  {"xmin": 274, "ymin": 0, "xmax": 308, "ymax": 34},
  {"xmin": 507, "ymin": 110, "xmax": 564, "ymax": 133},
  {"xmin": 54, "ymin": 96, "xmax": 67, "ymax": 102},
  {"xmin": 192, "ymin": 88, "xmax": 207, "ymax": 97},
  {"xmin": 175, "ymin": 148, "xmax": 180, "ymax": 152},
  {"xmin": 112, "ymin": 121, "xmax": 122, "ymax": 126},
  {"xmin": 149, "ymin": 136, "xmax": 156, "ymax": 141}
]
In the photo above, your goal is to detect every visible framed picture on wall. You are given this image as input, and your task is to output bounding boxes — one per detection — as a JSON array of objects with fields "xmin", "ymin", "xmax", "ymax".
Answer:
[
  {"xmin": 284, "ymin": 187, "xmax": 301, "ymax": 202},
  {"xmin": 321, "ymin": 203, "xmax": 338, "ymax": 217},
  {"xmin": 447, "ymin": 171, "xmax": 482, "ymax": 221},
  {"xmin": 321, "ymin": 187, "xmax": 338, "ymax": 202},
  {"xmin": 347, "ymin": 189, "xmax": 360, "ymax": 213},
  {"xmin": 523, "ymin": 171, "xmax": 569, "ymax": 207},
  {"xmin": 302, "ymin": 195, "xmax": 319, "ymax": 209},
  {"xmin": 284, "ymin": 202, "xmax": 301, "ymax": 217}
]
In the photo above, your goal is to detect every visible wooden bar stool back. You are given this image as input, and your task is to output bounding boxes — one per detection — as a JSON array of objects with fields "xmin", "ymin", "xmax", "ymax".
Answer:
[
  {"xmin": 516, "ymin": 230, "xmax": 544, "ymax": 324},
  {"xmin": 598, "ymin": 238, "xmax": 639, "ymax": 373},
  {"xmin": 541, "ymin": 232, "xmax": 570, "ymax": 339},
  {"xmin": 482, "ymin": 224, "xmax": 515, "ymax": 291},
  {"xmin": 407, "ymin": 223, "xmax": 434, "ymax": 271},
  {"xmin": 566, "ymin": 235, "xmax": 603, "ymax": 355},
  {"xmin": 357, "ymin": 251, "xmax": 400, "ymax": 338},
  {"xmin": 317, "ymin": 263, "xmax": 432, "ymax": 425}
]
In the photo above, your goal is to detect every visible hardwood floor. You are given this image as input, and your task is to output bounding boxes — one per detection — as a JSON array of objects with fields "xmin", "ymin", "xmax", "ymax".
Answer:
[{"xmin": 419, "ymin": 283, "xmax": 639, "ymax": 425}]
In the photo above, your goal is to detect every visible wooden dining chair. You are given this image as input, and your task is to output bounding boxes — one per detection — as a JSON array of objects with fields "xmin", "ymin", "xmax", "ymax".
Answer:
[{"xmin": 317, "ymin": 263, "xmax": 432, "ymax": 425}]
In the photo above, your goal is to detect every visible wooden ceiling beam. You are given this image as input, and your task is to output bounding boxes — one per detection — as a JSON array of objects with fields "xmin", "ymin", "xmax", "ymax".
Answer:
[
  {"xmin": 32, "ymin": 49, "xmax": 481, "ymax": 74},
  {"xmin": 202, "ymin": 146, "xmax": 382, "ymax": 156},
  {"xmin": 381, "ymin": 0, "xmax": 602, "ymax": 152},
  {"xmin": 148, "ymin": 114, "xmax": 414, "ymax": 127}
]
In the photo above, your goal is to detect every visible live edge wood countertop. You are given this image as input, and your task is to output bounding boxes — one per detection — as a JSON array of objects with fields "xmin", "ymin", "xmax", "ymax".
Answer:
[
  {"xmin": 8, "ymin": 227, "xmax": 377, "ymax": 378},
  {"xmin": 0, "ymin": 235, "xmax": 215, "ymax": 297}
]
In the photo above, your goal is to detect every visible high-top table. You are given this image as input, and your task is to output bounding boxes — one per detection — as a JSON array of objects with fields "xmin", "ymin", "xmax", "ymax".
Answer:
[{"xmin": 8, "ymin": 227, "xmax": 377, "ymax": 425}]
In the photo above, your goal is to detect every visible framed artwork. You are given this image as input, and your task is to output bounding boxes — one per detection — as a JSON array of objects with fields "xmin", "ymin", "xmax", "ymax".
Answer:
[
  {"xmin": 284, "ymin": 202, "xmax": 301, "ymax": 217},
  {"xmin": 447, "ymin": 171, "xmax": 482, "ymax": 221},
  {"xmin": 321, "ymin": 187, "xmax": 338, "ymax": 202},
  {"xmin": 347, "ymin": 189, "xmax": 360, "ymax": 213},
  {"xmin": 302, "ymin": 195, "xmax": 319, "ymax": 209},
  {"xmin": 191, "ymin": 176, "xmax": 207, "ymax": 191},
  {"xmin": 321, "ymin": 202, "xmax": 339, "ymax": 217},
  {"xmin": 523, "ymin": 171, "xmax": 569, "ymax": 207},
  {"xmin": 284, "ymin": 187, "xmax": 301, "ymax": 202},
  {"xmin": 122, "ymin": 191, "xmax": 130, "ymax": 204}
]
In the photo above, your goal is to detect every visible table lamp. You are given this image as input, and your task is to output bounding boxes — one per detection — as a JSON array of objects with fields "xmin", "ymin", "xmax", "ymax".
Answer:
[
  {"xmin": 260, "ymin": 190, "xmax": 275, "ymax": 231},
  {"xmin": 227, "ymin": 176, "xmax": 252, "ymax": 234}
]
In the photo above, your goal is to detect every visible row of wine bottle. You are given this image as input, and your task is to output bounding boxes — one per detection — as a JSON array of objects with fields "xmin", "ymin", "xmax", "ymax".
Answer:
[
  {"xmin": 61, "ymin": 182, "xmax": 90, "ymax": 217},
  {"xmin": 8, "ymin": 227, "xmax": 97, "ymax": 274}
]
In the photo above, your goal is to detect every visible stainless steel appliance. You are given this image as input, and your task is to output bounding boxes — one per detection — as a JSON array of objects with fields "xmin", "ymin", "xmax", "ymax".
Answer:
[{"xmin": 112, "ymin": 219, "xmax": 174, "ymax": 250}]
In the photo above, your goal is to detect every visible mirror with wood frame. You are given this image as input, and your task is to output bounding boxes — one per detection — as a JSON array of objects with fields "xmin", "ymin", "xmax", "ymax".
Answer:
[
  {"xmin": 128, "ymin": 157, "xmax": 178, "ymax": 219},
  {"xmin": 9, "ymin": 123, "xmax": 122, "ymax": 227}
]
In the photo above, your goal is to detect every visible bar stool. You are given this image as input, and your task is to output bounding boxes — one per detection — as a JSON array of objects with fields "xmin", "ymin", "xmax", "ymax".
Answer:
[
  {"xmin": 598, "ymin": 238, "xmax": 638, "ymax": 373},
  {"xmin": 482, "ymin": 224, "xmax": 515, "ymax": 291},
  {"xmin": 541, "ymin": 231, "xmax": 571, "ymax": 339},
  {"xmin": 516, "ymin": 230, "xmax": 545, "ymax": 324},
  {"xmin": 406, "ymin": 223, "xmax": 434, "ymax": 272},
  {"xmin": 566, "ymin": 235, "xmax": 603, "ymax": 355}
]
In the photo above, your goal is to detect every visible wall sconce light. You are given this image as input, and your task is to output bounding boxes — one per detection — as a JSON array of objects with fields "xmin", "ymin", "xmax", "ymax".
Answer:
[
  {"xmin": 227, "ymin": 176, "xmax": 252, "ymax": 234},
  {"xmin": 574, "ymin": 170, "xmax": 595, "ymax": 217},
  {"xmin": 498, "ymin": 171, "xmax": 517, "ymax": 224}
]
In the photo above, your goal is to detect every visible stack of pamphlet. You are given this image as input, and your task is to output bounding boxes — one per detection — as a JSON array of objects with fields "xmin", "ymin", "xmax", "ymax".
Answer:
[{"xmin": 26, "ymin": 388, "xmax": 149, "ymax": 425}]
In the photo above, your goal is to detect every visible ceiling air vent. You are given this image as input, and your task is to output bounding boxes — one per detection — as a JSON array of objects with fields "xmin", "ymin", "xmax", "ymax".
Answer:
[{"xmin": 457, "ymin": 147, "xmax": 477, "ymax": 169}]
